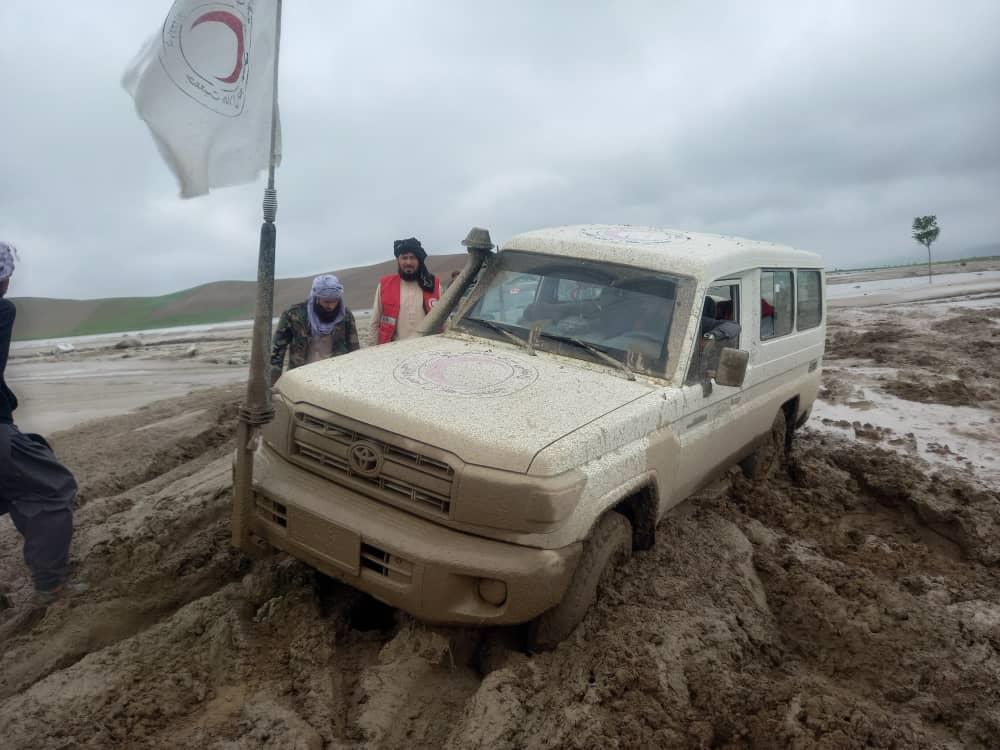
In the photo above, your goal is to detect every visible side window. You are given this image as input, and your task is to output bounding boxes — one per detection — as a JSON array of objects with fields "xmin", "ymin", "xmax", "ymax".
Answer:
[
  {"xmin": 686, "ymin": 282, "xmax": 742, "ymax": 384},
  {"xmin": 760, "ymin": 270, "xmax": 794, "ymax": 340},
  {"xmin": 796, "ymin": 270, "xmax": 822, "ymax": 330},
  {"xmin": 706, "ymin": 284, "xmax": 740, "ymax": 328}
]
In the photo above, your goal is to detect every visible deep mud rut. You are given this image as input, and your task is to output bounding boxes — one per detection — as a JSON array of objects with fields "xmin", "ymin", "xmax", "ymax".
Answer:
[{"xmin": 3, "ymin": 322, "xmax": 1000, "ymax": 747}]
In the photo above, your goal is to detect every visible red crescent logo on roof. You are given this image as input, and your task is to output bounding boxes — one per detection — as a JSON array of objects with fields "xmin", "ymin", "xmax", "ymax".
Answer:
[{"xmin": 190, "ymin": 10, "xmax": 245, "ymax": 84}]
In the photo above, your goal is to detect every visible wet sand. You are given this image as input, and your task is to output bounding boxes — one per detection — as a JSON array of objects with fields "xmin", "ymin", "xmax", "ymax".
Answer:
[
  {"xmin": 9, "ymin": 359, "xmax": 247, "ymax": 435},
  {"xmin": 7, "ymin": 312, "xmax": 374, "ymax": 435}
]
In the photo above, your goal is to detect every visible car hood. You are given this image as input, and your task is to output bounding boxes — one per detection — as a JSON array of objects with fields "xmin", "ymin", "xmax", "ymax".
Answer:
[{"xmin": 275, "ymin": 334, "xmax": 655, "ymax": 473}]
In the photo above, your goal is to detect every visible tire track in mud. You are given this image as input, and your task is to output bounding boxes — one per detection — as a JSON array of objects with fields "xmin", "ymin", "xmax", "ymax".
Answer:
[
  {"xmin": 50, "ymin": 384, "xmax": 243, "ymax": 505},
  {"xmin": 0, "ymin": 462, "xmax": 243, "ymax": 700},
  {"xmin": 1, "ymin": 387, "xmax": 246, "ymax": 701},
  {"xmin": 711, "ymin": 438, "xmax": 1000, "ymax": 747},
  {"xmin": 345, "ymin": 622, "xmax": 491, "ymax": 748},
  {"xmin": 298, "ymin": 579, "xmax": 494, "ymax": 748}
]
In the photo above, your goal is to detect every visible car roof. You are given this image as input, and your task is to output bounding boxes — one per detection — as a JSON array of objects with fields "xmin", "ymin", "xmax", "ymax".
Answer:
[{"xmin": 501, "ymin": 225, "xmax": 824, "ymax": 281}]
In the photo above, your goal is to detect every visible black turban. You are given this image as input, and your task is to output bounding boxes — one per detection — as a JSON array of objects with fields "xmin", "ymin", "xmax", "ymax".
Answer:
[
  {"xmin": 393, "ymin": 236, "xmax": 436, "ymax": 292},
  {"xmin": 393, "ymin": 237, "xmax": 427, "ymax": 261}
]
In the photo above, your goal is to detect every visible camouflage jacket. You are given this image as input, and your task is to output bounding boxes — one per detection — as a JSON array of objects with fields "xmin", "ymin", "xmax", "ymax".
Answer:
[{"xmin": 270, "ymin": 302, "xmax": 360, "ymax": 384}]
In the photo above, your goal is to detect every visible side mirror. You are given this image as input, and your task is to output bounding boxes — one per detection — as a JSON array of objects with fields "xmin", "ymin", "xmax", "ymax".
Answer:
[{"xmin": 714, "ymin": 348, "xmax": 749, "ymax": 387}]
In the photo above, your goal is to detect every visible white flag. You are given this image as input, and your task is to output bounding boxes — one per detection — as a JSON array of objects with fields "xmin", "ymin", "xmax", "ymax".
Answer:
[{"xmin": 123, "ymin": 0, "xmax": 281, "ymax": 198}]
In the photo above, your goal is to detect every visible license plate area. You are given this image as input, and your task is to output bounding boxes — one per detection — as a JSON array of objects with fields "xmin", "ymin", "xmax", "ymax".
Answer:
[{"xmin": 287, "ymin": 507, "xmax": 360, "ymax": 575}]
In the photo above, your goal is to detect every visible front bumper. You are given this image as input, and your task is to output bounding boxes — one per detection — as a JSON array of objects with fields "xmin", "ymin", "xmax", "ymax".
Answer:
[{"xmin": 249, "ymin": 444, "xmax": 581, "ymax": 625}]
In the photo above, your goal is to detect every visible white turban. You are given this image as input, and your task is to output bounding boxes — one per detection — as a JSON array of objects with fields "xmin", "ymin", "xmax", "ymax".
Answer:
[
  {"xmin": 307, "ymin": 274, "xmax": 346, "ymax": 335},
  {"xmin": 311, "ymin": 274, "xmax": 344, "ymax": 300},
  {"xmin": 0, "ymin": 241, "xmax": 17, "ymax": 281}
]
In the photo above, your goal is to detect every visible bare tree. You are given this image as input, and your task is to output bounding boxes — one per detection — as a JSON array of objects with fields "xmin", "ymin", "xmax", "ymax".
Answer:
[{"xmin": 912, "ymin": 216, "xmax": 941, "ymax": 284}]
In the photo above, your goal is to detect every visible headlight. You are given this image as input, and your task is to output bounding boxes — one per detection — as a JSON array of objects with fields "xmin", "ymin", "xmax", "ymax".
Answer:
[{"xmin": 451, "ymin": 465, "xmax": 585, "ymax": 533}]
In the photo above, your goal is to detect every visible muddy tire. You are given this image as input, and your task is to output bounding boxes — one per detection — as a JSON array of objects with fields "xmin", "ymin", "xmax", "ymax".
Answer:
[
  {"xmin": 527, "ymin": 511, "xmax": 632, "ymax": 652},
  {"xmin": 740, "ymin": 410, "xmax": 789, "ymax": 481}
]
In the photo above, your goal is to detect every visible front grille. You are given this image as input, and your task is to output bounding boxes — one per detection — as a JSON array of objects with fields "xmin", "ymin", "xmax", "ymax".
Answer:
[
  {"xmin": 361, "ymin": 542, "xmax": 413, "ymax": 583},
  {"xmin": 255, "ymin": 495, "xmax": 287, "ymax": 527},
  {"xmin": 292, "ymin": 411, "xmax": 454, "ymax": 517}
]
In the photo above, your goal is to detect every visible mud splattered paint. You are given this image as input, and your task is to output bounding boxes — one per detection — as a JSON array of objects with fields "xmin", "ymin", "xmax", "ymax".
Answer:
[{"xmin": 393, "ymin": 350, "xmax": 539, "ymax": 397}]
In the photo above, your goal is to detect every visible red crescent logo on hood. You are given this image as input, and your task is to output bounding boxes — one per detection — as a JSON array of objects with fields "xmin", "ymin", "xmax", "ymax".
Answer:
[{"xmin": 191, "ymin": 10, "xmax": 245, "ymax": 84}]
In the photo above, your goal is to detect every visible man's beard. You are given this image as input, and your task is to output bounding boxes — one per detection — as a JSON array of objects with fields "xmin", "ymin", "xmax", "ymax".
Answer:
[
  {"xmin": 313, "ymin": 300, "xmax": 340, "ymax": 323},
  {"xmin": 398, "ymin": 267, "xmax": 419, "ymax": 282}
]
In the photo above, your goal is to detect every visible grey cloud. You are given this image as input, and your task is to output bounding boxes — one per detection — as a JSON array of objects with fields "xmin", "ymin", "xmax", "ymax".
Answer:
[{"xmin": 1, "ymin": 0, "xmax": 997, "ymax": 298}]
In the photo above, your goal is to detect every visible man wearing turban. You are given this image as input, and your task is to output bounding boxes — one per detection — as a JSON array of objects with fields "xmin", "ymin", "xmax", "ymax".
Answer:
[
  {"xmin": 369, "ymin": 237, "xmax": 441, "ymax": 345},
  {"xmin": 0, "ymin": 241, "xmax": 83, "ymax": 604},
  {"xmin": 270, "ymin": 274, "xmax": 360, "ymax": 385}
]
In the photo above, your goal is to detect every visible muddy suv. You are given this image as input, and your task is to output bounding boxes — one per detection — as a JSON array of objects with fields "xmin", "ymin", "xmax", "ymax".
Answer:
[{"xmin": 241, "ymin": 225, "xmax": 825, "ymax": 648}]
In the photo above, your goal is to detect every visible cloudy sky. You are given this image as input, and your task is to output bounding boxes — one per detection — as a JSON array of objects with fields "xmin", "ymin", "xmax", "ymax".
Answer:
[{"xmin": 1, "ymin": 1, "xmax": 998, "ymax": 299}]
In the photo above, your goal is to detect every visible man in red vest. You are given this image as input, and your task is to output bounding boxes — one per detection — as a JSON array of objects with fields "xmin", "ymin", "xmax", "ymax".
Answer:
[{"xmin": 369, "ymin": 237, "xmax": 441, "ymax": 345}]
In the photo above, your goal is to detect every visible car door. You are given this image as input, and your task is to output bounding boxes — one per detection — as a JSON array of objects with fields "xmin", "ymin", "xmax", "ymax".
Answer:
[{"xmin": 673, "ymin": 279, "xmax": 749, "ymax": 500}]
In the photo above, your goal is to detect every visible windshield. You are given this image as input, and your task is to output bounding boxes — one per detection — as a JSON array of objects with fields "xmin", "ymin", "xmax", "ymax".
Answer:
[{"xmin": 455, "ymin": 251, "xmax": 694, "ymax": 379}]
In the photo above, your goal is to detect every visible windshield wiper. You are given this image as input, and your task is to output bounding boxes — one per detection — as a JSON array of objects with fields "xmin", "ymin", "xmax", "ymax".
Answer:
[
  {"xmin": 463, "ymin": 318, "xmax": 534, "ymax": 355},
  {"xmin": 537, "ymin": 332, "xmax": 635, "ymax": 381}
]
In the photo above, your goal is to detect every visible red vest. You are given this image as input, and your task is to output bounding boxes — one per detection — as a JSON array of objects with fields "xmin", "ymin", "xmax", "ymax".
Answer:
[{"xmin": 377, "ymin": 274, "xmax": 441, "ymax": 344}]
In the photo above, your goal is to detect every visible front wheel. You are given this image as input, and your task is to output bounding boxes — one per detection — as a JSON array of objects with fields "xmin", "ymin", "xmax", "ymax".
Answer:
[
  {"xmin": 527, "ymin": 512, "xmax": 632, "ymax": 651},
  {"xmin": 740, "ymin": 410, "xmax": 789, "ymax": 481}
]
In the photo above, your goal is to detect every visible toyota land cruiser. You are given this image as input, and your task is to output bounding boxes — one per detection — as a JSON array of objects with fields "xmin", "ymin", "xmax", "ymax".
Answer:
[{"xmin": 236, "ymin": 225, "xmax": 825, "ymax": 648}]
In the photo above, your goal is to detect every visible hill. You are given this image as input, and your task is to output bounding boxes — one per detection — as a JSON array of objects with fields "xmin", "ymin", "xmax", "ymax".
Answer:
[{"xmin": 10, "ymin": 254, "xmax": 467, "ymax": 341}]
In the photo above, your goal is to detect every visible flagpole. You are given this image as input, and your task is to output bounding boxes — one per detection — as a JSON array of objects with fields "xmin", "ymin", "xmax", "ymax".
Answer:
[{"xmin": 232, "ymin": 0, "xmax": 283, "ymax": 553}]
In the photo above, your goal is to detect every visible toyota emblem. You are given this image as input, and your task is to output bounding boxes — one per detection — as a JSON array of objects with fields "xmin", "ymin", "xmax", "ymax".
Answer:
[{"xmin": 348, "ymin": 441, "xmax": 383, "ymax": 477}]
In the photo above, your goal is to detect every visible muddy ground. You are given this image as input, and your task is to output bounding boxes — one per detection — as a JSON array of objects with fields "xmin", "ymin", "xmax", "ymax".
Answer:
[{"xmin": 2, "ymin": 298, "xmax": 999, "ymax": 748}]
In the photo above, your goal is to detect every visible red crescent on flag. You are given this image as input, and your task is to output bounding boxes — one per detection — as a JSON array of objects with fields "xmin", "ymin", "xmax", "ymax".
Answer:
[{"xmin": 191, "ymin": 10, "xmax": 245, "ymax": 84}]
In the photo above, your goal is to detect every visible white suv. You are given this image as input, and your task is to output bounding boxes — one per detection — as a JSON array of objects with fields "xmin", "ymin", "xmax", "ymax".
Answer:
[{"xmin": 241, "ymin": 225, "xmax": 825, "ymax": 648}]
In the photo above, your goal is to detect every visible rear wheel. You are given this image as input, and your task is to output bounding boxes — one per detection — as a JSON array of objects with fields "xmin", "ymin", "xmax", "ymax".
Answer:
[
  {"xmin": 527, "ymin": 512, "xmax": 632, "ymax": 651},
  {"xmin": 740, "ymin": 410, "xmax": 789, "ymax": 481}
]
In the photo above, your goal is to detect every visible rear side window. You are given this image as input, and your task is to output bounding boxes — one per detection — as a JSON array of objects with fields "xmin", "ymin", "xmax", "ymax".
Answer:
[
  {"xmin": 796, "ymin": 270, "xmax": 823, "ymax": 330},
  {"xmin": 760, "ymin": 270, "xmax": 794, "ymax": 339}
]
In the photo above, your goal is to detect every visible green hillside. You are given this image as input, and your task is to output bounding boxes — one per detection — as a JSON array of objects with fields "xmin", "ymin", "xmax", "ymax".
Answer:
[{"xmin": 11, "ymin": 254, "xmax": 467, "ymax": 341}]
